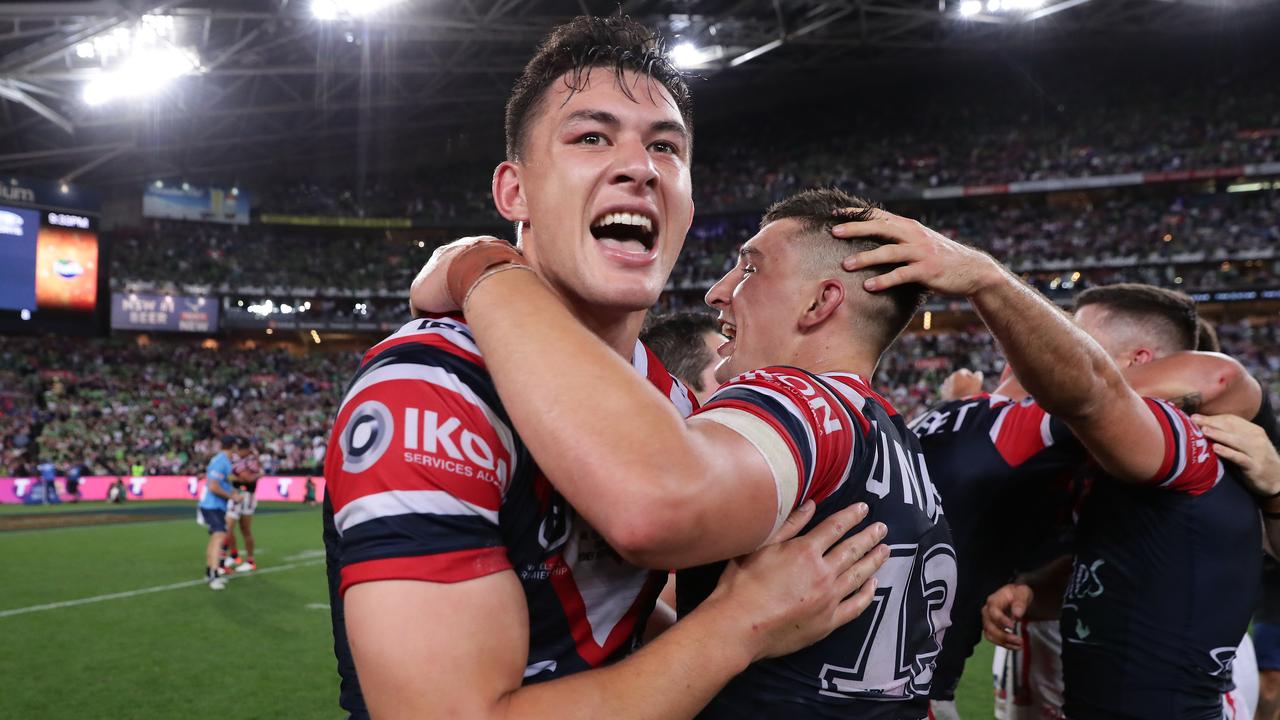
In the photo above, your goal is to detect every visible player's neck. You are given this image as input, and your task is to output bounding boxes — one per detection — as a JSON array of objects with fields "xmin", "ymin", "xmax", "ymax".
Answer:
[
  {"xmin": 792, "ymin": 333, "xmax": 878, "ymax": 380},
  {"xmin": 563, "ymin": 302, "xmax": 647, "ymax": 360}
]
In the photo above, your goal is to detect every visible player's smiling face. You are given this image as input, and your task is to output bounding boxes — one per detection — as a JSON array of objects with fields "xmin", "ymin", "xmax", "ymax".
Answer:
[
  {"xmin": 705, "ymin": 220, "xmax": 810, "ymax": 383},
  {"xmin": 501, "ymin": 67, "xmax": 693, "ymax": 314}
]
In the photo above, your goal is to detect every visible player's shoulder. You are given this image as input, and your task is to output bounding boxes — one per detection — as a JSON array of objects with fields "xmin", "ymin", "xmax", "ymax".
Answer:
[
  {"xmin": 637, "ymin": 339, "xmax": 698, "ymax": 417},
  {"xmin": 360, "ymin": 314, "xmax": 485, "ymax": 368}
]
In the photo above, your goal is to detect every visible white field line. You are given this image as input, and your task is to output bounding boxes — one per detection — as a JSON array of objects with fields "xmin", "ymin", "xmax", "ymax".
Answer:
[{"xmin": 0, "ymin": 559, "xmax": 325, "ymax": 619}]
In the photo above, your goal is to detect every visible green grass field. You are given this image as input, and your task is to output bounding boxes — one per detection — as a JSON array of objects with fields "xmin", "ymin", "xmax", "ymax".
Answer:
[{"xmin": 0, "ymin": 501, "xmax": 996, "ymax": 719}]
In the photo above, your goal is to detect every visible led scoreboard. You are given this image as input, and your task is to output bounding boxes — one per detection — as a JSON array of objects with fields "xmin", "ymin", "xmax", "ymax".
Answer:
[{"xmin": 0, "ymin": 177, "xmax": 104, "ymax": 334}]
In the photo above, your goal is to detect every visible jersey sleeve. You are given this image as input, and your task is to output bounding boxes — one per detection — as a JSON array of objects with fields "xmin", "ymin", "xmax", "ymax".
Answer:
[
  {"xmin": 693, "ymin": 367, "xmax": 857, "ymax": 531},
  {"xmin": 206, "ymin": 457, "xmax": 229, "ymax": 482},
  {"xmin": 325, "ymin": 345, "xmax": 518, "ymax": 596},
  {"xmin": 1142, "ymin": 397, "xmax": 1223, "ymax": 495},
  {"xmin": 985, "ymin": 397, "xmax": 1081, "ymax": 468}
]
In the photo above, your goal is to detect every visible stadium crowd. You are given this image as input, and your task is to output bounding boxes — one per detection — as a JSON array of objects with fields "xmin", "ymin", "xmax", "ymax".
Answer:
[
  {"xmin": 0, "ymin": 337, "xmax": 355, "ymax": 478},
  {"xmin": 112, "ymin": 191, "xmax": 1278, "ymax": 302},
  {"xmin": 3, "ymin": 315, "xmax": 1276, "ymax": 479}
]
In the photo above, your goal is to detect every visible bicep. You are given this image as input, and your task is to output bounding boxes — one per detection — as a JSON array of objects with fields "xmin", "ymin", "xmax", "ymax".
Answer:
[
  {"xmin": 1064, "ymin": 389, "xmax": 1166, "ymax": 483},
  {"xmin": 345, "ymin": 573, "xmax": 527, "ymax": 720}
]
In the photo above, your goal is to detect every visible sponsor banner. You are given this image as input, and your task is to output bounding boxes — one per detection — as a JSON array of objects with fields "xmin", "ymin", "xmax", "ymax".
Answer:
[
  {"xmin": 35, "ymin": 225, "xmax": 98, "ymax": 312},
  {"xmin": 0, "ymin": 475, "xmax": 325, "ymax": 504},
  {"xmin": 922, "ymin": 165, "xmax": 1271, "ymax": 201},
  {"xmin": 111, "ymin": 292, "xmax": 219, "ymax": 333},
  {"xmin": 259, "ymin": 214, "xmax": 412, "ymax": 229},
  {"xmin": 143, "ymin": 184, "xmax": 249, "ymax": 225},
  {"xmin": 0, "ymin": 205, "xmax": 40, "ymax": 311}
]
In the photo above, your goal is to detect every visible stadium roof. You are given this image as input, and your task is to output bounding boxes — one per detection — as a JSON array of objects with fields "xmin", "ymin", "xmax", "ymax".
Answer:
[{"xmin": 0, "ymin": 0, "xmax": 1275, "ymax": 189}]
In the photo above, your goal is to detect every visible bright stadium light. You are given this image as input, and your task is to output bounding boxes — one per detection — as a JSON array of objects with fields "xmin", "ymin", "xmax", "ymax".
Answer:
[
  {"xmin": 669, "ymin": 42, "xmax": 706, "ymax": 68},
  {"xmin": 959, "ymin": 0, "xmax": 984, "ymax": 16},
  {"xmin": 312, "ymin": 0, "xmax": 403, "ymax": 20},
  {"xmin": 82, "ymin": 45, "xmax": 198, "ymax": 106}
]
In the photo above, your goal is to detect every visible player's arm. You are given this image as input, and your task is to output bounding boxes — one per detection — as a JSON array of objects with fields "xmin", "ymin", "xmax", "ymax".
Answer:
[
  {"xmin": 839, "ymin": 211, "xmax": 1188, "ymax": 485},
  {"xmin": 205, "ymin": 472, "xmax": 236, "ymax": 500},
  {"xmin": 1123, "ymin": 351, "xmax": 1260, "ymax": 418},
  {"xmin": 345, "ymin": 502, "xmax": 887, "ymax": 720},
  {"xmin": 409, "ymin": 241, "xmax": 796, "ymax": 568},
  {"xmin": 981, "ymin": 555, "xmax": 1072, "ymax": 650}
]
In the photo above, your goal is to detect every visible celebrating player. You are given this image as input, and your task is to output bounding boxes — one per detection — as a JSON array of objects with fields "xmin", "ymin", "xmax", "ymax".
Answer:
[
  {"xmin": 411, "ymin": 188, "xmax": 956, "ymax": 718},
  {"xmin": 641, "ymin": 312, "xmax": 724, "ymax": 404},
  {"xmin": 323, "ymin": 18, "xmax": 888, "ymax": 720},
  {"xmin": 959, "ymin": 283, "xmax": 1263, "ymax": 719}
]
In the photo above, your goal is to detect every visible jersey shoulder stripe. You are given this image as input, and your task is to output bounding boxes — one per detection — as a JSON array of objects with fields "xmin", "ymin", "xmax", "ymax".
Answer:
[
  {"xmin": 636, "ymin": 340, "xmax": 698, "ymax": 418},
  {"xmin": 363, "ymin": 315, "xmax": 482, "ymax": 367},
  {"xmin": 1144, "ymin": 397, "xmax": 1222, "ymax": 495}
]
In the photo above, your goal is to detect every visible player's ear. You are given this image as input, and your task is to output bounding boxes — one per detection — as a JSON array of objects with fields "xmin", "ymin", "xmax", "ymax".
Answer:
[
  {"xmin": 799, "ymin": 279, "xmax": 844, "ymax": 331},
  {"xmin": 493, "ymin": 161, "xmax": 529, "ymax": 226},
  {"xmin": 1130, "ymin": 347, "xmax": 1155, "ymax": 366}
]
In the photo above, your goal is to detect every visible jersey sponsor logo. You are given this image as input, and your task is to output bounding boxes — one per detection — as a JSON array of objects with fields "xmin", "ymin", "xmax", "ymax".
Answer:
[
  {"xmin": 737, "ymin": 369, "xmax": 844, "ymax": 434},
  {"xmin": 1209, "ymin": 647, "xmax": 1238, "ymax": 679},
  {"xmin": 1065, "ymin": 558, "xmax": 1106, "ymax": 601},
  {"xmin": 910, "ymin": 400, "xmax": 982, "ymax": 438},
  {"xmin": 340, "ymin": 399, "xmax": 395, "ymax": 473},
  {"xmin": 537, "ymin": 492, "xmax": 572, "ymax": 552},
  {"xmin": 402, "ymin": 407, "xmax": 507, "ymax": 487}
]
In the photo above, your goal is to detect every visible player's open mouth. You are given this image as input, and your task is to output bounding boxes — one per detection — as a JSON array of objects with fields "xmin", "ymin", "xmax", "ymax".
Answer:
[
  {"xmin": 590, "ymin": 210, "xmax": 657, "ymax": 255},
  {"xmin": 717, "ymin": 320, "xmax": 736, "ymax": 356}
]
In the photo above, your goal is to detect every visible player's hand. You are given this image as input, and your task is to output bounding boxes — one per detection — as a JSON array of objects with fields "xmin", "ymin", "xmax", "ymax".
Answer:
[
  {"xmin": 408, "ymin": 236, "xmax": 505, "ymax": 317},
  {"xmin": 1192, "ymin": 413, "xmax": 1280, "ymax": 499},
  {"xmin": 834, "ymin": 209, "xmax": 1005, "ymax": 297},
  {"xmin": 940, "ymin": 369, "xmax": 984, "ymax": 401},
  {"xmin": 708, "ymin": 500, "xmax": 889, "ymax": 661},
  {"xmin": 982, "ymin": 583, "xmax": 1034, "ymax": 650}
]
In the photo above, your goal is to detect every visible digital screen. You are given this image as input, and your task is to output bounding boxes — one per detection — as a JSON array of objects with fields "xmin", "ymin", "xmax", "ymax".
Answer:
[
  {"xmin": 35, "ymin": 226, "xmax": 99, "ymax": 312},
  {"xmin": 0, "ymin": 205, "xmax": 40, "ymax": 311},
  {"xmin": 0, "ymin": 203, "xmax": 102, "ymax": 334}
]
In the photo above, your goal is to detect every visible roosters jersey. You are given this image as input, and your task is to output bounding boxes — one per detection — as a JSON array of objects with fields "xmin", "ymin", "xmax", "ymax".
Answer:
[
  {"xmin": 1061, "ymin": 398, "xmax": 1260, "ymax": 720},
  {"xmin": 909, "ymin": 395, "xmax": 1083, "ymax": 702},
  {"xmin": 321, "ymin": 316, "xmax": 697, "ymax": 719},
  {"xmin": 677, "ymin": 367, "xmax": 955, "ymax": 720}
]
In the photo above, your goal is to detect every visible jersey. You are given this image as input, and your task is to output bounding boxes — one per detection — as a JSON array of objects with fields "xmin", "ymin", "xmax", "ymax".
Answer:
[
  {"xmin": 909, "ymin": 395, "xmax": 1084, "ymax": 701},
  {"xmin": 322, "ymin": 316, "xmax": 697, "ymax": 719},
  {"xmin": 1060, "ymin": 398, "xmax": 1261, "ymax": 720},
  {"xmin": 199, "ymin": 452, "xmax": 234, "ymax": 511},
  {"xmin": 37, "ymin": 462, "xmax": 56, "ymax": 482},
  {"xmin": 232, "ymin": 455, "xmax": 261, "ymax": 493},
  {"xmin": 676, "ymin": 367, "xmax": 955, "ymax": 720}
]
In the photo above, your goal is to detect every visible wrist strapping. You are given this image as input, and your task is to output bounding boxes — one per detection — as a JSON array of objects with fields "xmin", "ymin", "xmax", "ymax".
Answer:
[{"xmin": 445, "ymin": 240, "xmax": 530, "ymax": 309}]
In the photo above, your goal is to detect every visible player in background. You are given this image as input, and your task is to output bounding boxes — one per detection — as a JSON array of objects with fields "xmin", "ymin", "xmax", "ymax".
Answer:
[
  {"xmin": 966, "ymin": 283, "xmax": 1263, "ymax": 720},
  {"xmin": 916, "ymin": 341, "xmax": 1260, "ymax": 720},
  {"xmin": 65, "ymin": 460, "xmax": 84, "ymax": 503},
  {"xmin": 641, "ymin": 312, "xmax": 723, "ymax": 405},
  {"xmin": 326, "ymin": 18, "xmax": 889, "ymax": 720},
  {"xmin": 35, "ymin": 457, "xmax": 58, "ymax": 504},
  {"xmin": 226, "ymin": 437, "xmax": 262, "ymax": 573},
  {"xmin": 199, "ymin": 435, "xmax": 244, "ymax": 591}
]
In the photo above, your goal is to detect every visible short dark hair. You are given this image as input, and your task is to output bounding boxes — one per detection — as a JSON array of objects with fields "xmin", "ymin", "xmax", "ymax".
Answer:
[
  {"xmin": 762, "ymin": 188, "xmax": 927, "ymax": 353},
  {"xmin": 1195, "ymin": 317, "xmax": 1220, "ymax": 352},
  {"xmin": 1074, "ymin": 283, "xmax": 1198, "ymax": 352},
  {"xmin": 641, "ymin": 312, "xmax": 719, "ymax": 392},
  {"xmin": 504, "ymin": 15, "xmax": 693, "ymax": 161}
]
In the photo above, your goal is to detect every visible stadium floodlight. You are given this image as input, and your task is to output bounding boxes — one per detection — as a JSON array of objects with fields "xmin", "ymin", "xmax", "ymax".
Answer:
[
  {"xmin": 82, "ymin": 46, "xmax": 198, "ymax": 106},
  {"xmin": 669, "ymin": 42, "xmax": 706, "ymax": 69},
  {"xmin": 959, "ymin": 0, "xmax": 984, "ymax": 16},
  {"xmin": 312, "ymin": 0, "xmax": 403, "ymax": 20}
]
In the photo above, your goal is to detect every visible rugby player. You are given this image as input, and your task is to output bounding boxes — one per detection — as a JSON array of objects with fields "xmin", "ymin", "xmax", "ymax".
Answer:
[
  {"xmin": 225, "ymin": 438, "xmax": 262, "ymax": 573},
  {"xmin": 915, "ymin": 338, "xmax": 1261, "ymax": 720},
  {"xmin": 965, "ymin": 283, "xmax": 1265, "ymax": 719},
  {"xmin": 411, "ymin": 188, "xmax": 958, "ymax": 718},
  {"xmin": 199, "ymin": 435, "xmax": 244, "ymax": 591},
  {"xmin": 641, "ymin": 312, "xmax": 724, "ymax": 405},
  {"xmin": 323, "ymin": 17, "xmax": 888, "ymax": 720}
]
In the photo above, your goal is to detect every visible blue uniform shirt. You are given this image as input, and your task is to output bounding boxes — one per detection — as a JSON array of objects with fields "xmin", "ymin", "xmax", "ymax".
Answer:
[{"xmin": 199, "ymin": 452, "xmax": 234, "ymax": 511}]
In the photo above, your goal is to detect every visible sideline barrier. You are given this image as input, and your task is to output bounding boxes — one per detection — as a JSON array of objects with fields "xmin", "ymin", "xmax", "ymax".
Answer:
[{"xmin": 0, "ymin": 475, "xmax": 326, "ymax": 504}]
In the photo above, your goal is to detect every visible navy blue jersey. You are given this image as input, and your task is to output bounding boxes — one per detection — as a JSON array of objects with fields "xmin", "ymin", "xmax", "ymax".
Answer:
[
  {"xmin": 678, "ymin": 368, "xmax": 954, "ymax": 720},
  {"xmin": 321, "ymin": 316, "xmax": 697, "ymax": 718},
  {"xmin": 1061, "ymin": 398, "xmax": 1261, "ymax": 720},
  {"xmin": 908, "ymin": 395, "xmax": 1083, "ymax": 701}
]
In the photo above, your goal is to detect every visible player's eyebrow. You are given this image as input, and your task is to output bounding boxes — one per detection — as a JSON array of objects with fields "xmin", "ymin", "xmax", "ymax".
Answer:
[
  {"xmin": 564, "ymin": 109, "xmax": 620, "ymax": 128},
  {"xmin": 739, "ymin": 246, "xmax": 764, "ymax": 260}
]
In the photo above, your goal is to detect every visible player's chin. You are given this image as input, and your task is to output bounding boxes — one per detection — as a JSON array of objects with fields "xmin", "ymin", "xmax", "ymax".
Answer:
[{"xmin": 587, "ymin": 274, "xmax": 663, "ymax": 310}]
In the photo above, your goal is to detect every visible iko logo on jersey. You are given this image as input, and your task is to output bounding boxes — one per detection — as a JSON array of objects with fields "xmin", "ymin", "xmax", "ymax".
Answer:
[
  {"xmin": 341, "ymin": 400, "xmax": 395, "ymax": 473},
  {"xmin": 402, "ymin": 408, "xmax": 507, "ymax": 486}
]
